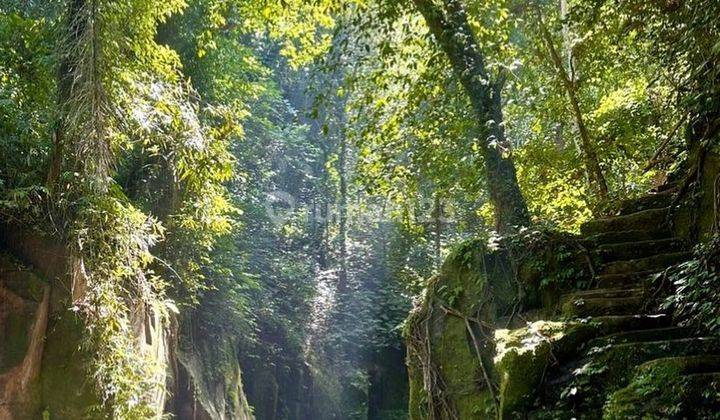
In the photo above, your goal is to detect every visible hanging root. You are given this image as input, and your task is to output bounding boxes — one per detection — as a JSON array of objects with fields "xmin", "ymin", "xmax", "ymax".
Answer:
[
  {"xmin": 406, "ymin": 300, "xmax": 458, "ymax": 420},
  {"xmin": 406, "ymin": 288, "xmax": 503, "ymax": 419},
  {"xmin": 440, "ymin": 304, "xmax": 500, "ymax": 414}
]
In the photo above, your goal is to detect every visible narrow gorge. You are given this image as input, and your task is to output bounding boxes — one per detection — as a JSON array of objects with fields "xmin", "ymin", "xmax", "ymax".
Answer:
[{"xmin": 1, "ymin": 0, "xmax": 719, "ymax": 419}]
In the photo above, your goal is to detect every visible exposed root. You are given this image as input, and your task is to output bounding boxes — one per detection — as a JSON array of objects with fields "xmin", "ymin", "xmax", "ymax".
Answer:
[
  {"xmin": 406, "ymin": 298, "xmax": 458, "ymax": 420},
  {"xmin": 440, "ymin": 304, "xmax": 500, "ymax": 413}
]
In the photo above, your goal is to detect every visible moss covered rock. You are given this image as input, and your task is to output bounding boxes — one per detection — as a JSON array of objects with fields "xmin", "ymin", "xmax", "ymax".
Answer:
[
  {"xmin": 0, "ymin": 251, "xmax": 101, "ymax": 419},
  {"xmin": 605, "ymin": 356, "xmax": 720, "ymax": 419},
  {"xmin": 405, "ymin": 231, "xmax": 591, "ymax": 419}
]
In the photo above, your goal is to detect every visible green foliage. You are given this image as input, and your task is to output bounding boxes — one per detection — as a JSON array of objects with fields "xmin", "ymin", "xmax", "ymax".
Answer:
[
  {"xmin": 344, "ymin": 6, "xmax": 489, "ymax": 228},
  {"xmin": 0, "ymin": 12, "xmax": 55, "ymax": 189},
  {"xmin": 0, "ymin": 0, "xmax": 242, "ymax": 415},
  {"xmin": 661, "ymin": 234, "xmax": 720, "ymax": 333},
  {"xmin": 71, "ymin": 193, "xmax": 170, "ymax": 418},
  {"xmin": 338, "ymin": 0, "xmax": 680, "ymax": 232},
  {"xmin": 604, "ymin": 362, "xmax": 687, "ymax": 419},
  {"xmin": 508, "ymin": 0, "xmax": 678, "ymax": 210},
  {"xmin": 3, "ymin": 0, "xmax": 720, "ymax": 418},
  {"xmin": 603, "ymin": 0, "xmax": 720, "ymax": 118},
  {"xmin": 120, "ymin": 76, "xmax": 236, "ymax": 301}
]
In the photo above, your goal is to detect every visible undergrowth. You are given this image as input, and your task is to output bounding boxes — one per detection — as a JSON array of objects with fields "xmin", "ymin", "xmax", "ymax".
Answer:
[
  {"xmin": 660, "ymin": 233, "xmax": 720, "ymax": 334},
  {"xmin": 71, "ymin": 193, "xmax": 172, "ymax": 418}
]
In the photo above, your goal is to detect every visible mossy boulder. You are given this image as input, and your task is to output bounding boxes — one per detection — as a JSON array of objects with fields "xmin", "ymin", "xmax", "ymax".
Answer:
[
  {"xmin": 493, "ymin": 318, "xmax": 621, "ymax": 418},
  {"xmin": 405, "ymin": 231, "xmax": 592, "ymax": 419},
  {"xmin": 495, "ymin": 321, "xmax": 577, "ymax": 417},
  {"xmin": 405, "ymin": 239, "xmax": 517, "ymax": 419},
  {"xmin": 605, "ymin": 356, "xmax": 720, "ymax": 419}
]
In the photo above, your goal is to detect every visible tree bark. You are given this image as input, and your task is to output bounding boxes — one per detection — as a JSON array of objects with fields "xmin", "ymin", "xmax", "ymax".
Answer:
[
  {"xmin": 412, "ymin": 0, "xmax": 531, "ymax": 232},
  {"xmin": 47, "ymin": 0, "xmax": 88, "ymax": 191},
  {"xmin": 432, "ymin": 193, "xmax": 443, "ymax": 270},
  {"xmin": 337, "ymin": 129, "xmax": 349, "ymax": 292}
]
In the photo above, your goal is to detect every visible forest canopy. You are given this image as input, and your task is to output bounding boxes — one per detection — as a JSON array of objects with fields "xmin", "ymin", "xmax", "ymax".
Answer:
[{"xmin": 0, "ymin": 0, "xmax": 719, "ymax": 419}]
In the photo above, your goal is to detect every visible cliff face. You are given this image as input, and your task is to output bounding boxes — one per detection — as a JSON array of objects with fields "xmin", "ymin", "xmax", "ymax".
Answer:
[
  {"xmin": 166, "ymin": 319, "xmax": 254, "ymax": 420},
  {"xmin": 0, "ymin": 225, "xmax": 254, "ymax": 420},
  {"xmin": 0, "ymin": 255, "xmax": 52, "ymax": 418},
  {"xmin": 405, "ymin": 149, "xmax": 720, "ymax": 419},
  {"xmin": 0, "ymin": 227, "xmax": 101, "ymax": 419}
]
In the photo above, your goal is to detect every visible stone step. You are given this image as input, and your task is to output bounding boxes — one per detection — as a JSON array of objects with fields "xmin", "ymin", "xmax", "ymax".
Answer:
[
  {"xmin": 599, "ymin": 252, "xmax": 690, "ymax": 276},
  {"xmin": 595, "ymin": 271, "xmax": 658, "ymax": 289},
  {"xmin": 562, "ymin": 288, "xmax": 645, "ymax": 302},
  {"xmin": 637, "ymin": 355, "xmax": 720, "ymax": 376},
  {"xmin": 586, "ymin": 337, "xmax": 720, "ymax": 381},
  {"xmin": 581, "ymin": 207, "xmax": 670, "ymax": 236},
  {"xmin": 616, "ymin": 190, "xmax": 675, "ymax": 216},
  {"xmin": 684, "ymin": 371, "xmax": 720, "ymax": 381},
  {"xmin": 533, "ymin": 316, "xmax": 674, "ymax": 412},
  {"xmin": 586, "ymin": 229, "xmax": 672, "ymax": 246},
  {"xmin": 549, "ymin": 337, "xmax": 720, "ymax": 407},
  {"xmin": 562, "ymin": 296, "xmax": 646, "ymax": 317},
  {"xmin": 601, "ymin": 357, "xmax": 720, "ymax": 418},
  {"xmin": 530, "ymin": 316, "xmax": 675, "ymax": 366},
  {"xmin": 587, "ymin": 326, "xmax": 692, "ymax": 349},
  {"xmin": 590, "ymin": 314, "xmax": 672, "ymax": 332},
  {"xmin": 595, "ymin": 238, "xmax": 685, "ymax": 263}
]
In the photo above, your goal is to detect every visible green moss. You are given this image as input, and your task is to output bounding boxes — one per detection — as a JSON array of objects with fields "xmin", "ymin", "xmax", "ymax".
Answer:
[
  {"xmin": 406, "ymin": 231, "xmax": 592, "ymax": 419},
  {"xmin": 406, "ymin": 369, "xmax": 424, "ymax": 420},
  {"xmin": 1, "ymin": 311, "xmax": 32, "ymax": 372},
  {"xmin": 41, "ymin": 310, "xmax": 101, "ymax": 420},
  {"xmin": 177, "ymin": 328, "xmax": 254, "ymax": 419},
  {"xmin": 494, "ymin": 322, "xmax": 563, "ymax": 417},
  {"xmin": 434, "ymin": 315, "xmax": 491, "ymax": 418},
  {"xmin": 406, "ymin": 232, "xmax": 592, "ymax": 418},
  {"xmin": 424, "ymin": 241, "xmax": 502, "ymax": 418},
  {"xmin": 493, "ymin": 320, "xmax": 604, "ymax": 418},
  {"xmin": 405, "ymin": 273, "xmax": 474, "ymax": 419},
  {"xmin": 604, "ymin": 358, "xmax": 720, "ymax": 419}
]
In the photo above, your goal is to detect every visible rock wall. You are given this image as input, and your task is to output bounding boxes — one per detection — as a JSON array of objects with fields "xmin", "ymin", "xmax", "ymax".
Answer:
[
  {"xmin": 165, "ymin": 318, "xmax": 254, "ymax": 420},
  {"xmin": 0, "ymin": 225, "xmax": 255, "ymax": 419},
  {"xmin": 0, "ymin": 226, "xmax": 100, "ymax": 419}
]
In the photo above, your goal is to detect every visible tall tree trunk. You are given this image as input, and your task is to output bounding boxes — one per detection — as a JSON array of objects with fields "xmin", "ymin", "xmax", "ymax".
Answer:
[
  {"xmin": 337, "ymin": 128, "xmax": 349, "ymax": 292},
  {"xmin": 537, "ymin": 12, "xmax": 609, "ymax": 198},
  {"xmin": 48, "ymin": 0, "xmax": 109, "ymax": 194},
  {"xmin": 432, "ymin": 193, "xmax": 443, "ymax": 270},
  {"xmin": 47, "ymin": 0, "xmax": 87, "ymax": 191},
  {"xmin": 412, "ymin": 0, "xmax": 530, "ymax": 232}
]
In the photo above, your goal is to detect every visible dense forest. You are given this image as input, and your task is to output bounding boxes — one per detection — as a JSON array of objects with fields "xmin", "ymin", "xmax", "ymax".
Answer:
[{"xmin": 0, "ymin": 0, "xmax": 719, "ymax": 419}]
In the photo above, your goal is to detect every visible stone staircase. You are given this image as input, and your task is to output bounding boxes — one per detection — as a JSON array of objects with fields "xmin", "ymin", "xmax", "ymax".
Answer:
[{"xmin": 530, "ymin": 188, "xmax": 720, "ymax": 418}]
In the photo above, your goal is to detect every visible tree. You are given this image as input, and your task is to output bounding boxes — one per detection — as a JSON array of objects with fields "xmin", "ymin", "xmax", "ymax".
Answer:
[
  {"xmin": 47, "ymin": 0, "xmax": 113, "ymax": 193},
  {"xmin": 411, "ymin": 0, "xmax": 530, "ymax": 232},
  {"xmin": 534, "ymin": 6, "xmax": 609, "ymax": 198},
  {"xmin": 46, "ymin": 0, "xmax": 84, "ymax": 191}
]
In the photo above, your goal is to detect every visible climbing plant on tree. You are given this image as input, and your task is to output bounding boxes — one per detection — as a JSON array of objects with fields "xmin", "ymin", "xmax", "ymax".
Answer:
[{"xmin": 410, "ymin": 0, "xmax": 530, "ymax": 232}]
